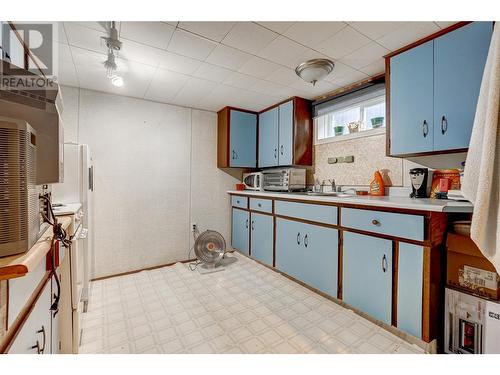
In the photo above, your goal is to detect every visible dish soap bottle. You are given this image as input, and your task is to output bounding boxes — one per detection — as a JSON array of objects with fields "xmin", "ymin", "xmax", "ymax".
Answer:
[{"xmin": 369, "ymin": 170, "xmax": 385, "ymax": 196}]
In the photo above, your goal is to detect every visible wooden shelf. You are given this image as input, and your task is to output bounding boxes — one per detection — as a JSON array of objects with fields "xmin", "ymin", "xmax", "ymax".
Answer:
[{"xmin": 0, "ymin": 217, "xmax": 71, "ymax": 281}]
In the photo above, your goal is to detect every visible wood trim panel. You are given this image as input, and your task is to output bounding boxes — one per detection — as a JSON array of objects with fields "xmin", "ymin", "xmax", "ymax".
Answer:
[
  {"xmin": 392, "ymin": 242, "xmax": 399, "ymax": 327},
  {"xmin": 337, "ymin": 231, "xmax": 343, "ymax": 300},
  {"xmin": 313, "ymin": 73, "xmax": 386, "ymax": 104},
  {"xmin": 217, "ymin": 107, "xmax": 229, "ymax": 168},
  {"xmin": 421, "ymin": 246, "xmax": 432, "ymax": 342},
  {"xmin": 293, "ymin": 97, "xmax": 313, "ymax": 166},
  {"xmin": 0, "ymin": 272, "xmax": 50, "ymax": 354}
]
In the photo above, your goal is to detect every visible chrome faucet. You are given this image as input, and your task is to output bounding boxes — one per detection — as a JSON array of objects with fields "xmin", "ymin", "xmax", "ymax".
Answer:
[{"xmin": 329, "ymin": 179, "xmax": 336, "ymax": 192}]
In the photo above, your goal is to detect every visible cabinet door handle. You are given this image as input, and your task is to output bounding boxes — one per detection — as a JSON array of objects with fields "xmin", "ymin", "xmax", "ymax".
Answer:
[
  {"xmin": 232, "ymin": 150, "xmax": 236, "ymax": 159},
  {"xmin": 274, "ymin": 148, "xmax": 277, "ymax": 159},
  {"xmin": 422, "ymin": 120, "xmax": 429, "ymax": 138},
  {"xmin": 280, "ymin": 145, "xmax": 284, "ymax": 155},
  {"xmin": 441, "ymin": 115, "xmax": 448, "ymax": 135},
  {"xmin": 257, "ymin": 203, "xmax": 262, "ymax": 207},
  {"xmin": 245, "ymin": 219, "xmax": 249, "ymax": 229},
  {"xmin": 251, "ymin": 220, "xmax": 254, "ymax": 230},
  {"xmin": 382, "ymin": 255, "xmax": 388, "ymax": 273},
  {"xmin": 37, "ymin": 326, "xmax": 46, "ymax": 353},
  {"xmin": 31, "ymin": 340, "xmax": 42, "ymax": 354},
  {"xmin": 297, "ymin": 232, "xmax": 301, "ymax": 245},
  {"xmin": 371, "ymin": 219, "xmax": 381, "ymax": 226},
  {"xmin": 304, "ymin": 234, "xmax": 308, "ymax": 248},
  {"xmin": 236, "ymin": 200, "xmax": 240, "ymax": 204}
]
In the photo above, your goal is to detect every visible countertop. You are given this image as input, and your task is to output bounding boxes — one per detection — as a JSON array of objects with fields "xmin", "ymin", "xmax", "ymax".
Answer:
[
  {"xmin": 53, "ymin": 202, "xmax": 82, "ymax": 216},
  {"xmin": 227, "ymin": 190, "xmax": 473, "ymax": 213},
  {"xmin": 0, "ymin": 216, "xmax": 72, "ymax": 280}
]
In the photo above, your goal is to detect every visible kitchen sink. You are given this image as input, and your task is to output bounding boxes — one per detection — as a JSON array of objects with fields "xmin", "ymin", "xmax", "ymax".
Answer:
[{"xmin": 306, "ymin": 191, "xmax": 354, "ymax": 198}]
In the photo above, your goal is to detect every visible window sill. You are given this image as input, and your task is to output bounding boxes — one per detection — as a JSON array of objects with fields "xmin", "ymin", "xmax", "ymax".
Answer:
[{"xmin": 314, "ymin": 127, "xmax": 386, "ymax": 145}]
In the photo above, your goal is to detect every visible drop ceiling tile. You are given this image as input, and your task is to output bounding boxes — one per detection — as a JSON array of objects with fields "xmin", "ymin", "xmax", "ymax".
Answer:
[
  {"xmin": 283, "ymin": 22, "xmax": 347, "ymax": 47},
  {"xmin": 324, "ymin": 61, "xmax": 359, "ymax": 81},
  {"xmin": 377, "ymin": 22, "xmax": 440, "ymax": 51},
  {"xmin": 70, "ymin": 46, "xmax": 107, "ymax": 68},
  {"xmin": 249, "ymin": 79, "xmax": 290, "ymax": 97},
  {"xmin": 163, "ymin": 21, "xmax": 179, "ymax": 27},
  {"xmin": 73, "ymin": 21, "xmax": 114, "ymax": 33},
  {"xmin": 316, "ymin": 26, "xmax": 372, "ymax": 60},
  {"xmin": 158, "ymin": 51, "xmax": 203, "ymax": 75},
  {"xmin": 358, "ymin": 58, "xmax": 385, "ymax": 76},
  {"xmin": 257, "ymin": 36, "xmax": 308, "ymax": 66},
  {"xmin": 434, "ymin": 21, "xmax": 458, "ymax": 29},
  {"xmin": 144, "ymin": 67, "xmax": 190, "ymax": 103},
  {"xmin": 171, "ymin": 77, "xmax": 217, "ymax": 107},
  {"xmin": 192, "ymin": 62, "xmax": 233, "ymax": 83},
  {"xmin": 221, "ymin": 22, "xmax": 278, "ymax": 55},
  {"xmin": 238, "ymin": 56, "xmax": 281, "ymax": 79},
  {"xmin": 64, "ymin": 22, "xmax": 107, "ymax": 55},
  {"xmin": 340, "ymin": 42, "xmax": 389, "ymax": 70},
  {"xmin": 265, "ymin": 67, "xmax": 299, "ymax": 86},
  {"xmin": 118, "ymin": 39, "xmax": 163, "ymax": 67},
  {"xmin": 178, "ymin": 22, "xmax": 236, "ymax": 42},
  {"xmin": 205, "ymin": 44, "xmax": 252, "ymax": 71},
  {"xmin": 167, "ymin": 29, "xmax": 218, "ymax": 61},
  {"xmin": 223, "ymin": 71, "xmax": 260, "ymax": 90},
  {"xmin": 348, "ymin": 22, "xmax": 407, "ymax": 40},
  {"xmin": 255, "ymin": 22, "xmax": 295, "ymax": 34},
  {"xmin": 120, "ymin": 22, "xmax": 175, "ymax": 50},
  {"xmin": 326, "ymin": 69, "xmax": 369, "ymax": 88}
]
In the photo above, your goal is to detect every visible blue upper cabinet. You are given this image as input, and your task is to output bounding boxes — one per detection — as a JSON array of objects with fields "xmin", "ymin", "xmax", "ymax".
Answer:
[
  {"xmin": 229, "ymin": 110, "xmax": 257, "ymax": 167},
  {"xmin": 433, "ymin": 22, "xmax": 492, "ymax": 151},
  {"xmin": 388, "ymin": 22, "xmax": 493, "ymax": 156},
  {"xmin": 257, "ymin": 99, "xmax": 311, "ymax": 168},
  {"xmin": 390, "ymin": 41, "xmax": 434, "ymax": 155},
  {"xmin": 217, "ymin": 107, "xmax": 257, "ymax": 168},
  {"xmin": 258, "ymin": 107, "xmax": 279, "ymax": 168},
  {"xmin": 278, "ymin": 100, "xmax": 294, "ymax": 166}
]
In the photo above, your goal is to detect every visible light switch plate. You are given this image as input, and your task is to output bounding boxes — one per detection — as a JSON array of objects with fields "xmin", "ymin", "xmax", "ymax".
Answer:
[{"xmin": 328, "ymin": 155, "xmax": 354, "ymax": 164}]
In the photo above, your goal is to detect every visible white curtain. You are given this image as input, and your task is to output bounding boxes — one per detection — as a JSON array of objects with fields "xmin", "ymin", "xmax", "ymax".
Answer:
[{"xmin": 462, "ymin": 22, "xmax": 500, "ymax": 274}]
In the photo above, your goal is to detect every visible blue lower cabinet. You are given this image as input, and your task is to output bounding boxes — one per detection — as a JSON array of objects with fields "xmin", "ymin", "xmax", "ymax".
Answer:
[
  {"xmin": 343, "ymin": 232, "xmax": 392, "ymax": 324},
  {"xmin": 232, "ymin": 208, "xmax": 249, "ymax": 255},
  {"xmin": 276, "ymin": 218, "xmax": 338, "ymax": 297},
  {"xmin": 250, "ymin": 213, "xmax": 274, "ymax": 266},
  {"xmin": 397, "ymin": 243, "xmax": 424, "ymax": 338}
]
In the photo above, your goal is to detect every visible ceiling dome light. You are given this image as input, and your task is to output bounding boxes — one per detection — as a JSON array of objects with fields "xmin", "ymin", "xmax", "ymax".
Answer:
[
  {"xmin": 111, "ymin": 75, "xmax": 124, "ymax": 87},
  {"xmin": 295, "ymin": 58, "xmax": 334, "ymax": 86}
]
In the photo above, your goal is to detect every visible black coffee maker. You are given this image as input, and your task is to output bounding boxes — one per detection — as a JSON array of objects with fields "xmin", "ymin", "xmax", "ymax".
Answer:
[{"xmin": 409, "ymin": 168, "xmax": 429, "ymax": 198}]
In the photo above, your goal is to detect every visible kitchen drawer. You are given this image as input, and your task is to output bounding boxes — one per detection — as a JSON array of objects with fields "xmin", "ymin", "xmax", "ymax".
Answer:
[
  {"xmin": 341, "ymin": 208, "xmax": 424, "ymax": 241},
  {"xmin": 249, "ymin": 198, "xmax": 273, "ymax": 213},
  {"xmin": 275, "ymin": 200, "xmax": 337, "ymax": 225},
  {"xmin": 231, "ymin": 196, "xmax": 248, "ymax": 209},
  {"xmin": 8, "ymin": 259, "xmax": 47, "ymax": 328}
]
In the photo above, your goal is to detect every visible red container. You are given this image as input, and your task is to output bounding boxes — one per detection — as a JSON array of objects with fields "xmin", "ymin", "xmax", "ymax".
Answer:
[{"xmin": 235, "ymin": 183, "xmax": 245, "ymax": 191}]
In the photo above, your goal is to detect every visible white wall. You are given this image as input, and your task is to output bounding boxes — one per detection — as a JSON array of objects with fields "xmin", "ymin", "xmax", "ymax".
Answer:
[{"xmin": 59, "ymin": 86, "xmax": 238, "ymax": 278}]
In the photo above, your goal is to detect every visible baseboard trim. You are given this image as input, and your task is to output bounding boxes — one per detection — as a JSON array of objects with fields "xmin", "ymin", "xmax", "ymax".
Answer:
[{"xmin": 90, "ymin": 258, "xmax": 197, "ymax": 282}]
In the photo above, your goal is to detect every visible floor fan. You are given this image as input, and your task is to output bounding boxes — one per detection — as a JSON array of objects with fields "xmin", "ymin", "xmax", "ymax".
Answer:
[{"xmin": 193, "ymin": 230, "xmax": 235, "ymax": 274}]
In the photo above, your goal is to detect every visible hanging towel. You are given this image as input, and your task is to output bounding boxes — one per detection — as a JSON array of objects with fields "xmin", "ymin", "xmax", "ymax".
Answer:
[{"xmin": 462, "ymin": 22, "xmax": 500, "ymax": 274}]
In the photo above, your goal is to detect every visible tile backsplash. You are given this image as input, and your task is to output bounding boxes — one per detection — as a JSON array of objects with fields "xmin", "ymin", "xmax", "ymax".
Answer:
[{"xmin": 314, "ymin": 133, "xmax": 467, "ymax": 188}]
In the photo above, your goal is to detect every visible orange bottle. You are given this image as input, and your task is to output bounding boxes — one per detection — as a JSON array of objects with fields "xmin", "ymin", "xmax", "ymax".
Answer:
[{"xmin": 369, "ymin": 170, "xmax": 385, "ymax": 196}]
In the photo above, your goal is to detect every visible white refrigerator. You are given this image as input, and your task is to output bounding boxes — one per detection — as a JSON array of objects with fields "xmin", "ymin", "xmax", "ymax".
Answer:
[{"xmin": 51, "ymin": 143, "xmax": 94, "ymax": 309}]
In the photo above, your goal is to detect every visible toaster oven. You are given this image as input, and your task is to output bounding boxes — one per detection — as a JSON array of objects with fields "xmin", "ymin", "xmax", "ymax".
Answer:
[{"xmin": 262, "ymin": 168, "xmax": 306, "ymax": 192}]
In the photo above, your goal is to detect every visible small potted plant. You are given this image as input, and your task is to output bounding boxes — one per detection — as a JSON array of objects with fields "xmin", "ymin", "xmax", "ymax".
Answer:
[
  {"xmin": 347, "ymin": 121, "xmax": 361, "ymax": 133},
  {"xmin": 370, "ymin": 116, "xmax": 384, "ymax": 128},
  {"xmin": 334, "ymin": 125, "xmax": 345, "ymax": 136}
]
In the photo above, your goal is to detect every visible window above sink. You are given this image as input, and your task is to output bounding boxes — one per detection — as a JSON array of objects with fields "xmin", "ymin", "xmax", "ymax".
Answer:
[{"xmin": 314, "ymin": 83, "xmax": 386, "ymax": 145}]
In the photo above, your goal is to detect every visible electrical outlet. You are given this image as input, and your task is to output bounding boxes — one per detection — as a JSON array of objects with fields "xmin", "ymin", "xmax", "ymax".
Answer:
[
  {"xmin": 328, "ymin": 155, "xmax": 354, "ymax": 164},
  {"xmin": 191, "ymin": 223, "xmax": 197, "ymax": 232}
]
